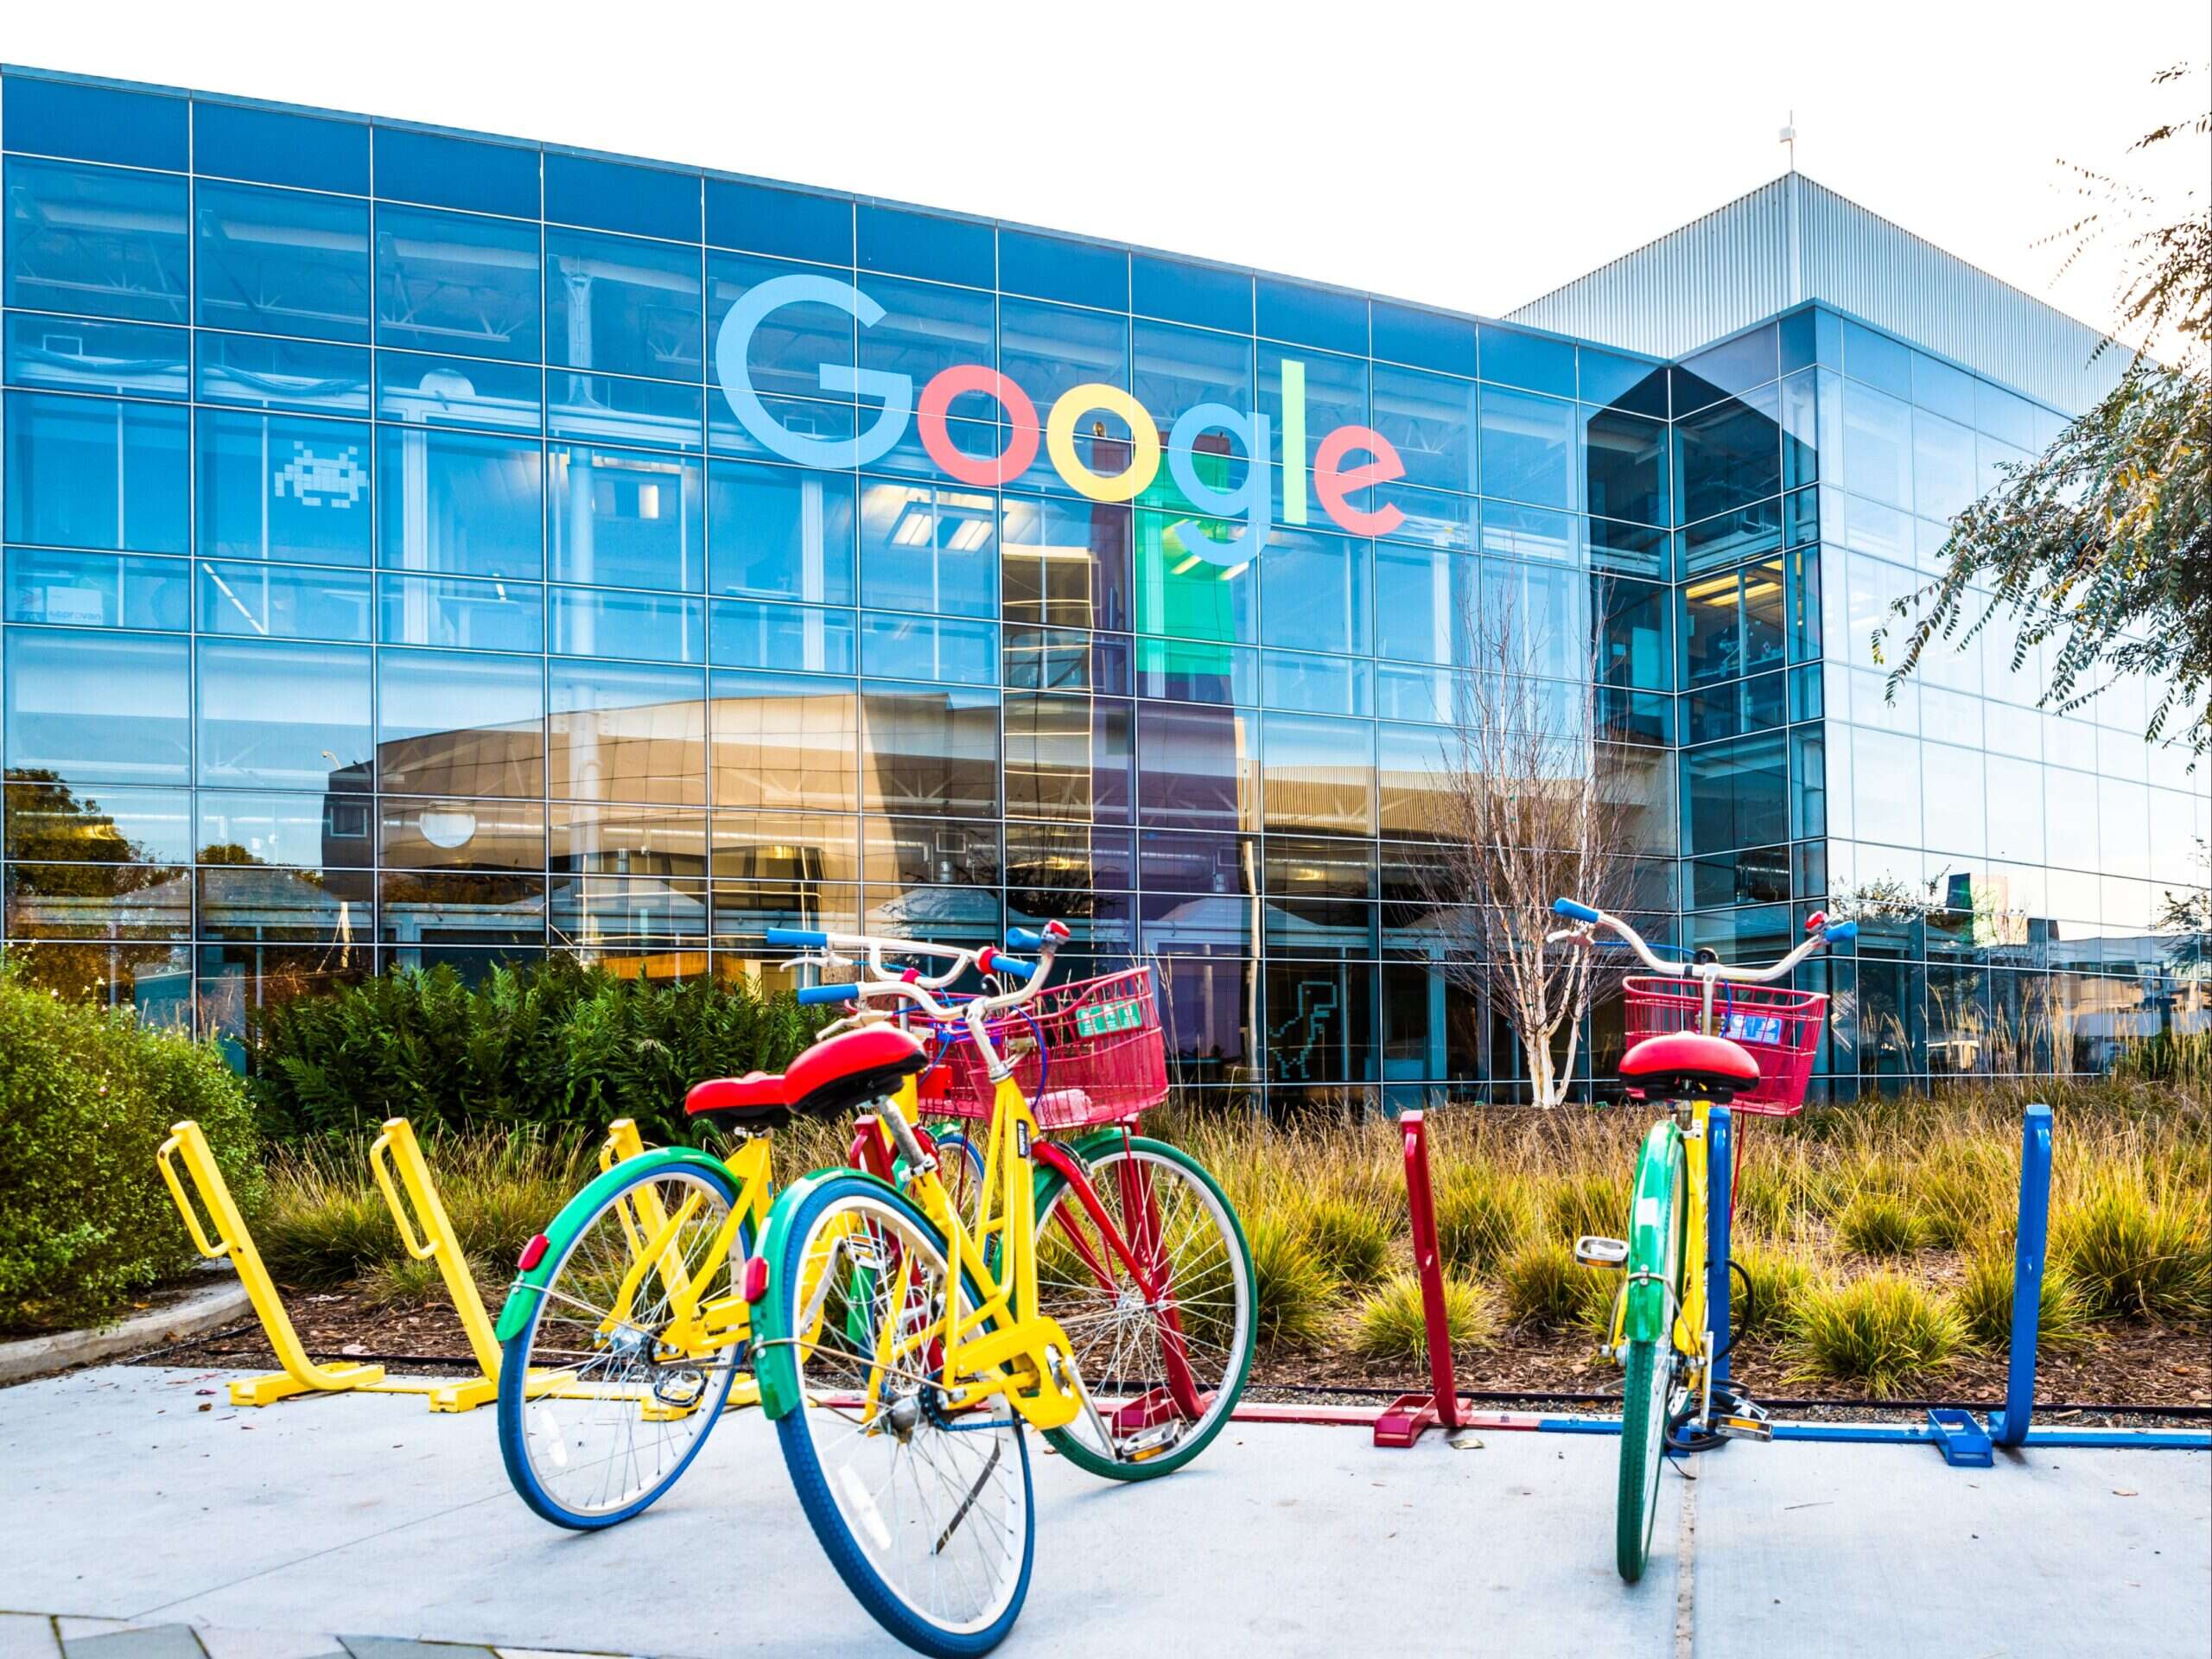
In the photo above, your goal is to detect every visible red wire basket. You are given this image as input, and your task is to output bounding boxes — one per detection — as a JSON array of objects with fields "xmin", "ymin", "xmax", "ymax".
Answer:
[
  {"xmin": 914, "ymin": 967, "xmax": 1167, "ymax": 1131},
  {"xmin": 1621, "ymin": 976, "xmax": 1827, "ymax": 1116}
]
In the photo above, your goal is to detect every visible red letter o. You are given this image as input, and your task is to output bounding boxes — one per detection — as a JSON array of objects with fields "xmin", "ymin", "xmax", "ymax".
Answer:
[{"xmin": 918, "ymin": 365, "xmax": 1040, "ymax": 487}]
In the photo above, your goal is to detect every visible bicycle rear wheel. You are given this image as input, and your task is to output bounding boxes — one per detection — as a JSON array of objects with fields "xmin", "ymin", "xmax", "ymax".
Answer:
[
  {"xmin": 1033, "ymin": 1135, "xmax": 1255, "ymax": 1479},
  {"xmin": 498, "ymin": 1160, "xmax": 746, "ymax": 1529},
  {"xmin": 771, "ymin": 1174, "xmax": 1033, "ymax": 1658}
]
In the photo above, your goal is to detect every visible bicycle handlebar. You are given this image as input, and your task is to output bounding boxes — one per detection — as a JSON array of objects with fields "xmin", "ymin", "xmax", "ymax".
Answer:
[
  {"xmin": 1548, "ymin": 898, "xmax": 1847, "ymax": 984},
  {"xmin": 779, "ymin": 922, "xmax": 1069, "ymax": 1072}
]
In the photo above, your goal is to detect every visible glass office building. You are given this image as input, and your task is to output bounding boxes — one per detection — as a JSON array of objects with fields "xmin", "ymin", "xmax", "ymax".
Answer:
[{"xmin": 3, "ymin": 67, "xmax": 2204, "ymax": 1103}]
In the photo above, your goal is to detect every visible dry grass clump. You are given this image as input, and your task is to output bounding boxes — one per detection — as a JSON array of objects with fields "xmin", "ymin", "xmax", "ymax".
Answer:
[
  {"xmin": 1351, "ymin": 1272, "xmax": 1496, "ymax": 1364},
  {"xmin": 1786, "ymin": 1272, "xmax": 1966, "ymax": 1396}
]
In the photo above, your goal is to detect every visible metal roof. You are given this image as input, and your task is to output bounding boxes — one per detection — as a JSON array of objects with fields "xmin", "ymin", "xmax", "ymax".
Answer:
[{"xmin": 1507, "ymin": 173, "xmax": 2128, "ymax": 415}]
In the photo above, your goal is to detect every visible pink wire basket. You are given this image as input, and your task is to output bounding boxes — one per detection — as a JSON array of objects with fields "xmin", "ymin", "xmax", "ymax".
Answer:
[
  {"xmin": 1622, "ymin": 976, "xmax": 1827, "ymax": 1116},
  {"xmin": 915, "ymin": 967, "xmax": 1168, "ymax": 1131}
]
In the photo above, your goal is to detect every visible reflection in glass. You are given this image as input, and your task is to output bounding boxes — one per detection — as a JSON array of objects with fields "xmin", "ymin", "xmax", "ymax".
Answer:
[
  {"xmin": 709, "ymin": 669, "xmax": 858, "ymax": 811},
  {"xmin": 6, "ymin": 547, "xmax": 188, "ymax": 630},
  {"xmin": 549, "ymin": 658, "xmax": 706, "ymax": 804},
  {"xmin": 3, "ymin": 627, "xmax": 190, "ymax": 785},
  {"xmin": 3, "ymin": 157, "xmax": 188, "ymax": 324},
  {"xmin": 196, "ymin": 638, "xmax": 372, "ymax": 791},
  {"xmin": 375, "ymin": 426, "xmax": 543, "ymax": 577},
  {"xmin": 377, "ymin": 648, "xmax": 545, "ymax": 798}
]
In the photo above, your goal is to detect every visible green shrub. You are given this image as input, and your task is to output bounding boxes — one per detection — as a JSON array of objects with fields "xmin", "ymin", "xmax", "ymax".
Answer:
[
  {"xmin": 1433, "ymin": 1168, "xmax": 1535, "ymax": 1273},
  {"xmin": 1835, "ymin": 1189, "xmax": 1929, "ymax": 1256},
  {"xmin": 1498, "ymin": 1238, "xmax": 1610, "ymax": 1332},
  {"xmin": 1912, "ymin": 1147, "xmax": 2004, "ymax": 1250},
  {"xmin": 1298, "ymin": 1193, "xmax": 1395, "ymax": 1288},
  {"xmin": 248, "ymin": 958, "xmax": 828, "ymax": 1139},
  {"xmin": 1786, "ymin": 1272, "xmax": 1965, "ymax": 1396},
  {"xmin": 1351, "ymin": 1271, "xmax": 1494, "ymax": 1365},
  {"xmin": 2056, "ymin": 1175, "xmax": 2212, "ymax": 1324},
  {"xmin": 1243, "ymin": 1211, "xmax": 1337, "ymax": 1349},
  {"xmin": 0, "ymin": 968, "xmax": 263, "ymax": 1332},
  {"xmin": 1729, "ymin": 1244, "xmax": 1815, "ymax": 1340},
  {"xmin": 1951, "ymin": 1251, "xmax": 2094, "ymax": 1354}
]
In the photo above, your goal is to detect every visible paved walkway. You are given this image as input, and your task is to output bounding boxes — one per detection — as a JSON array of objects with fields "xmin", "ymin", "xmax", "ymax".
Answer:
[{"xmin": 1, "ymin": 1367, "xmax": 2203, "ymax": 1658}]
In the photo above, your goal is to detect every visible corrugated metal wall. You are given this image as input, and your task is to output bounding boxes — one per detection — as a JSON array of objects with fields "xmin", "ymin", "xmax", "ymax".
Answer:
[{"xmin": 1508, "ymin": 174, "xmax": 2125, "ymax": 415}]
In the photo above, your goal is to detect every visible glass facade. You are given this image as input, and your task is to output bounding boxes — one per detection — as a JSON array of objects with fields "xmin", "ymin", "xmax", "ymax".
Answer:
[{"xmin": 1, "ymin": 68, "xmax": 2203, "ymax": 1103}]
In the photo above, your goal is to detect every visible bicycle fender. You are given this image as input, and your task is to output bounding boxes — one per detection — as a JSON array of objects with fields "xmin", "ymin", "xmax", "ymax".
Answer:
[
  {"xmin": 1622, "ymin": 1121, "xmax": 1683, "ymax": 1345},
  {"xmin": 493, "ymin": 1146, "xmax": 739, "ymax": 1344},
  {"xmin": 752, "ymin": 1166, "xmax": 904, "ymax": 1421}
]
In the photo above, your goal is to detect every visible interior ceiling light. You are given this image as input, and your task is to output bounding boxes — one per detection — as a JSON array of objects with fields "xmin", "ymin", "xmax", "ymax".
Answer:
[{"xmin": 1683, "ymin": 575, "xmax": 1739, "ymax": 604}]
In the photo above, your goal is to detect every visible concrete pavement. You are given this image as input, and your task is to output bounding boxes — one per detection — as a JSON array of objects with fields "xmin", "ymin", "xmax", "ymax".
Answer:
[{"xmin": 0, "ymin": 1367, "xmax": 2202, "ymax": 1658}]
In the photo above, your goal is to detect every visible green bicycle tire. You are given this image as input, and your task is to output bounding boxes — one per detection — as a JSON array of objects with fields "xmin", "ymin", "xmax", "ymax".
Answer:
[
  {"xmin": 1617, "ymin": 1337, "xmax": 1668, "ymax": 1581},
  {"xmin": 1034, "ymin": 1135, "xmax": 1256, "ymax": 1481}
]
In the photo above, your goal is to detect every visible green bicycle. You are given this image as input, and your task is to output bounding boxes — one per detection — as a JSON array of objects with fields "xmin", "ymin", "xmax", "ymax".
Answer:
[{"xmin": 1551, "ymin": 896, "xmax": 1852, "ymax": 1582}]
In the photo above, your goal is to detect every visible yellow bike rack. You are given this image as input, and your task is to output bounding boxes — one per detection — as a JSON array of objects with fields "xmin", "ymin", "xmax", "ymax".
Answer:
[
  {"xmin": 157, "ymin": 1120, "xmax": 388, "ymax": 1407},
  {"xmin": 161, "ymin": 1115, "xmax": 761, "ymax": 1414}
]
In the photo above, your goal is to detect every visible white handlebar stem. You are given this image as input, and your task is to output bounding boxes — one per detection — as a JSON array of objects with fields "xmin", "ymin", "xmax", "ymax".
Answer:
[{"xmin": 1578, "ymin": 908, "xmax": 1829, "ymax": 983}]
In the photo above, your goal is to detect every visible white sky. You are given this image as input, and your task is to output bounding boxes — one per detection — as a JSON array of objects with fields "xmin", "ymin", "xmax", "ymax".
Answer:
[{"xmin": 7, "ymin": 1, "xmax": 2206, "ymax": 341}]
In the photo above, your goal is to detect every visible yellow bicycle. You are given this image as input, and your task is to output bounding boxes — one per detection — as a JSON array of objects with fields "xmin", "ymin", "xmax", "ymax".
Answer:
[{"xmin": 746, "ymin": 922, "xmax": 1255, "ymax": 1657}]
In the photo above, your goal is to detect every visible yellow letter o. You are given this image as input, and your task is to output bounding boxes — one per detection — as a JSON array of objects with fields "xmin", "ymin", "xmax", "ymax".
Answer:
[{"xmin": 1045, "ymin": 384, "xmax": 1160, "ymax": 503}]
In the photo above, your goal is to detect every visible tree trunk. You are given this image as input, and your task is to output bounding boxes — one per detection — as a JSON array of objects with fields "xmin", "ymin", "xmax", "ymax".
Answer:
[{"xmin": 1525, "ymin": 1032, "xmax": 1557, "ymax": 1108}]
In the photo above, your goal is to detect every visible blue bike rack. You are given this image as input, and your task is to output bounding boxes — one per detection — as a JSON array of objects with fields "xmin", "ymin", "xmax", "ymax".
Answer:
[{"xmin": 1695, "ymin": 1099, "xmax": 2165, "ymax": 1466}]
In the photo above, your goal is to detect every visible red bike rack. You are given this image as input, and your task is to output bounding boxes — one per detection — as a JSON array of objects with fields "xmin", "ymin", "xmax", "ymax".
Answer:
[{"xmin": 1374, "ymin": 1110, "xmax": 1466, "ymax": 1447}]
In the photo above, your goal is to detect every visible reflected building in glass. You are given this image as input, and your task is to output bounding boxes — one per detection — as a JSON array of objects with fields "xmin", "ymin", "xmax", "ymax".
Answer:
[{"xmin": 2, "ymin": 69, "xmax": 2203, "ymax": 1104}]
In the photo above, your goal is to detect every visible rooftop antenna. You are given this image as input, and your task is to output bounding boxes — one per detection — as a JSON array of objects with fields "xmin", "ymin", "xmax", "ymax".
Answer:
[{"xmin": 1780, "ymin": 111, "xmax": 1797, "ymax": 171}]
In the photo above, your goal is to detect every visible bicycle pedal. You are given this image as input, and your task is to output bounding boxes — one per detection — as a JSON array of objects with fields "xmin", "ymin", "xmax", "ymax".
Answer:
[
  {"xmin": 1573, "ymin": 1235, "xmax": 1629, "ymax": 1268},
  {"xmin": 1712, "ymin": 1414, "xmax": 1773, "ymax": 1442}
]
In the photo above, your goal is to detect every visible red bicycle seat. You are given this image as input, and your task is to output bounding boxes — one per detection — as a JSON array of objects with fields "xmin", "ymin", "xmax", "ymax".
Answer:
[
  {"xmin": 685, "ymin": 1025, "xmax": 928, "ymax": 1125},
  {"xmin": 1618, "ymin": 1032, "xmax": 1761, "ymax": 1101}
]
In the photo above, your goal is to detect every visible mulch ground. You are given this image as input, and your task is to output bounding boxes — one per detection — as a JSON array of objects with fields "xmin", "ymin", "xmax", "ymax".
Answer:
[{"xmin": 111, "ymin": 1276, "xmax": 2212, "ymax": 1426}]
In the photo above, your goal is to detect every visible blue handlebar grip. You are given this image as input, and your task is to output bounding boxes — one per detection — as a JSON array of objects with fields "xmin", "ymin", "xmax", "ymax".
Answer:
[
  {"xmin": 766, "ymin": 927, "xmax": 829, "ymax": 949},
  {"xmin": 980, "ymin": 947, "xmax": 1033, "ymax": 977},
  {"xmin": 795, "ymin": 982, "xmax": 858, "ymax": 1006},
  {"xmin": 1005, "ymin": 927, "xmax": 1044, "ymax": 951},
  {"xmin": 1552, "ymin": 898, "xmax": 1601, "ymax": 924},
  {"xmin": 1823, "ymin": 920, "xmax": 1858, "ymax": 944}
]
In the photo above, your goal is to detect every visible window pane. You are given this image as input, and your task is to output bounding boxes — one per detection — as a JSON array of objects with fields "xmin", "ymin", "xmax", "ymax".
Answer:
[
  {"xmin": 195, "ymin": 181, "xmax": 370, "ymax": 342},
  {"xmin": 379, "ymin": 871, "xmax": 546, "ymax": 947},
  {"xmin": 375, "ymin": 349, "xmax": 541, "ymax": 431},
  {"xmin": 998, "ymin": 297, "xmax": 1128, "ymax": 411},
  {"xmin": 858, "ymin": 480, "xmax": 996, "ymax": 617},
  {"xmin": 197, "ymin": 559, "xmax": 371, "ymax": 641},
  {"xmin": 1137, "ymin": 702, "xmax": 1260, "ymax": 833},
  {"xmin": 1135, "ymin": 510, "xmax": 1256, "ymax": 644},
  {"xmin": 378, "ymin": 648, "xmax": 544, "ymax": 798},
  {"xmin": 197, "ymin": 638, "xmax": 372, "ymax": 791},
  {"xmin": 6, "ymin": 862, "xmax": 190, "ymax": 941},
  {"xmin": 5, "ymin": 391, "xmax": 188, "ymax": 552},
  {"xmin": 204, "ymin": 791, "xmax": 372, "ymax": 868},
  {"xmin": 549, "ymin": 658, "xmax": 706, "ymax": 804},
  {"xmin": 1841, "ymin": 380, "xmax": 1913, "ymax": 509},
  {"xmin": 377, "ymin": 573, "xmax": 544, "ymax": 652},
  {"xmin": 707, "ymin": 458, "xmax": 855, "ymax": 603},
  {"xmin": 194, "ymin": 331, "xmax": 371, "ymax": 415},
  {"xmin": 375, "ymin": 426, "xmax": 543, "ymax": 578},
  {"xmin": 1134, "ymin": 320, "xmax": 1252, "ymax": 429},
  {"xmin": 198, "ymin": 409, "xmax": 372, "ymax": 564},
  {"xmin": 3, "ymin": 157, "xmax": 188, "ymax": 324},
  {"xmin": 6, "ymin": 778, "xmax": 194, "ymax": 865},
  {"xmin": 858, "ymin": 275, "xmax": 994, "ymax": 393},
  {"xmin": 1371, "ymin": 363, "xmax": 1475, "ymax": 494},
  {"xmin": 1583, "ymin": 407, "xmax": 1669, "ymax": 526},
  {"xmin": 860, "ymin": 682, "xmax": 999, "ymax": 818},
  {"xmin": 3, "ymin": 627, "xmax": 189, "ymax": 785},
  {"xmin": 1262, "ymin": 711, "xmax": 1376, "ymax": 834},
  {"xmin": 547, "ymin": 371, "xmax": 704, "ymax": 453},
  {"xmin": 549, "ymin": 587, "xmax": 704, "ymax": 664},
  {"xmin": 1912, "ymin": 410, "xmax": 1977, "ymax": 523},
  {"xmin": 375, "ymin": 204, "xmax": 542, "ymax": 362},
  {"xmin": 709, "ymin": 597, "xmax": 855, "ymax": 673},
  {"xmin": 1004, "ymin": 691, "xmax": 1133, "ymax": 823},
  {"xmin": 709, "ymin": 668, "xmax": 858, "ymax": 810},
  {"xmin": 1478, "ymin": 385, "xmax": 1573, "ymax": 509},
  {"xmin": 1262, "ymin": 346, "xmax": 1364, "ymax": 470},
  {"xmin": 859, "ymin": 612, "xmax": 996, "ymax": 684},
  {"xmin": 6, "ymin": 314, "xmax": 188, "ymax": 399},
  {"xmin": 1260, "ymin": 529, "xmax": 1368, "ymax": 655},
  {"xmin": 548, "ymin": 444, "xmax": 703, "ymax": 592},
  {"xmin": 546, "ymin": 227, "xmax": 702, "ymax": 383},
  {"xmin": 5, "ymin": 547, "xmax": 188, "ymax": 630},
  {"xmin": 706, "ymin": 251, "xmax": 854, "ymax": 406},
  {"xmin": 378, "ymin": 797, "xmax": 545, "ymax": 872},
  {"xmin": 1001, "ymin": 493, "xmax": 1132, "ymax": 632}
]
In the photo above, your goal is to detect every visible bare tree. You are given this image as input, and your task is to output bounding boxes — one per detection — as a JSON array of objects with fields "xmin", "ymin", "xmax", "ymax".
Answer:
[{"xmin": 1416, "ymin": 572, "xmax": 1643, "ymax": 1105}]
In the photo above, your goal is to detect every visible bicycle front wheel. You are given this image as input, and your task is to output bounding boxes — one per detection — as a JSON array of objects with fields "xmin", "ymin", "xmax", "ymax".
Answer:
[
  {"xmin": 1034, "ymin": 1135, "xmax": 1255, "ymax": 1479},
  {"xmin": 771, "ymin": 1174, "xmax": 1033, "ymax": 1658},
  {"xmin": 497, "ymin": 1159, "xmax": 747, "ymax": 1530}
]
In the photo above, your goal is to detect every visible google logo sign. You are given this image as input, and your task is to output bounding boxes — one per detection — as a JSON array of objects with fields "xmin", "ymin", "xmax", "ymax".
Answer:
[{"xmin": 715, "ymin": 274, "xmax": 1407, "ymax": 558}]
